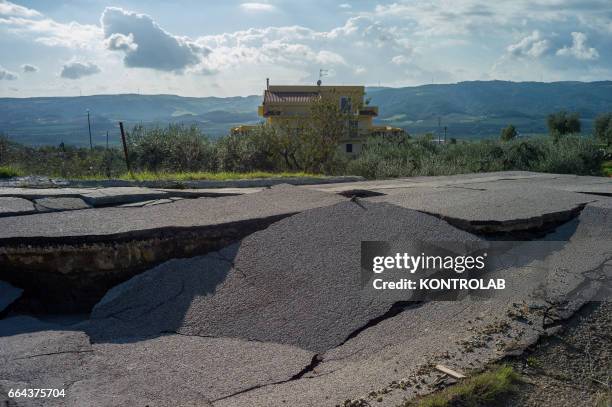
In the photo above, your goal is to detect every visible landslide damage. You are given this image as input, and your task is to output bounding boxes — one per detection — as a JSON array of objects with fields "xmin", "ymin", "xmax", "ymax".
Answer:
[
  {"xmin": 0, "ymin": 185, "xmax": 345, "ymax": 312},
  {"xmin": 1, "ymin": 183, "xmax": 610, "ymax": 406},
  {"xmin": 0, "ymin": 215, "xmax": 293, "ymax": 312}
]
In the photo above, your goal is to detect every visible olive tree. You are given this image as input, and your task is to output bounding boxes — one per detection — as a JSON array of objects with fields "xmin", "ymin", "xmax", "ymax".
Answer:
[
  {"xmin": 500, "ymin": 124, "xmax": 518, "ymax": 142},
  {"xmin": 547, "ymin": 111, "xmax": 581, "ymax": 140}
]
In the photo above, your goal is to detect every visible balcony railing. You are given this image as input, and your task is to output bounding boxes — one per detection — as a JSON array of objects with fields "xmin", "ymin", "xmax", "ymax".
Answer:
[{"xmin": 358, "ymin": 106, "xmax": 378, "ymax": 116}]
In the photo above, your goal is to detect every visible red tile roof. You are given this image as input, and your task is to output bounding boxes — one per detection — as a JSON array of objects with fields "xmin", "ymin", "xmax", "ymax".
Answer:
[{"xmin": 264, "ymin": 90, "xmax": 320, "ymax": 104}]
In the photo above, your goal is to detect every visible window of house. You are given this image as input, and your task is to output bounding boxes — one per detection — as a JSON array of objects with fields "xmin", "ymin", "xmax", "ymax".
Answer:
[
  {"xmin": 340, "ymin": 96, "xmax": 352, "ymax": 113},
  {"xmin": 346, "ymin": 143, "xmax": 353, "ymax": 153},
  {"xmin": 349, "ymin": 120, "xmax": 358, "ymax": 137}
]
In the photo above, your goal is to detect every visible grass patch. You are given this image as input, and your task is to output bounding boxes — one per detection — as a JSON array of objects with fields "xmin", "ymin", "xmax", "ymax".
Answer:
[
  {"xmin": 594, "ymin": 391, "xmax": 611, "ymax": 407},
  {"xmin": 403, "ymin": 365, "xmax": 521, "ymax": 407},
  {"xmin": 603, "ymin": 161, "xmax": 612, "ymax": 177},
  {"xmin": 0, "ymin": 165, "xmax": 22, "ymax": 178},
  {"xmin": 115, "ymin": 171, "xmax": 321, "ymax": 181}
]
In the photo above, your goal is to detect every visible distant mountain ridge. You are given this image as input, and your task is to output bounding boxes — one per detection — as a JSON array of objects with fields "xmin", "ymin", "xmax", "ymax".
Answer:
[
  {"xmin": 368, "ymin": 80, "xmax": 612, "ymax": 138},
  {"xmin": 1, "ymin": 81, "xmax": 611, "ymax": 146}
]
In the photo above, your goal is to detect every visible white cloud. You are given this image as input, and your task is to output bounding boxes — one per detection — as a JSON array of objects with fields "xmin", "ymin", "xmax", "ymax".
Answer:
[
  {"xmin": 240, "ymin": 3, "xmax": 276, "ymax": 12},
  {"xmin": 21, "ymin": 63, "xmax": 38, "ymax": 73},
  {"xmin": 556, "ymin": 31, "xmax": 599, "ymax": 60},
  {"xmin": 507, "ymin": 31, "xmax": 551, "ymax": 58},
  {"xmin": 1, "ymin": 0, "xmax": 612, "ymax": 96},
  {"xmin": 0, "ymin": 1, "xmax": 100, "ymax": 48},
  {"xmin": 0, "ymin": 65, "xmax": 18, "ymax": 80},
  {"xmin": 101, "ymin": 7, "xmax": 210, "ymax": 72},
  {"xmin": 391, "ymin": 55, "xmax": 411, "ymax": 65},
  {"xmin": 0, "ymin": 0, "xmax": 41, "ymax": 18},
  {"xmin": 105, "ymin": 33, "xmax": 138, "ymax": 52},
  {"xmin": 60, "ymin": 61, "xmax": 101, "ymax": 79}
]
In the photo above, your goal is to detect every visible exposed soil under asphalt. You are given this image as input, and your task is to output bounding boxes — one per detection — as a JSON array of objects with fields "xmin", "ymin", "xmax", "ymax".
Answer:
[{"xmin": 505, "ymin": 299, "xmax": 611, "ymax": 407}]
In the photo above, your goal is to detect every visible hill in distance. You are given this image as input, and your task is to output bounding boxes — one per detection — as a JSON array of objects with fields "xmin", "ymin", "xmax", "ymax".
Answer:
[{"xmin": 1, "ymin": 80, "xmax": 611, "ymax": 146}]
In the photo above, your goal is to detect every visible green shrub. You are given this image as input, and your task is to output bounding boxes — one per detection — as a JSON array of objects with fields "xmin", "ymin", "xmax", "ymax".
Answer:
[
  {"xmin": 0, "ymin": 165, "xmax": 21, "ymax": 178},
  {"xmin": 402, "ymin": 365, "xmax": 521, "ymax": 407},
  {"xmin": 500, "ymin": 124, "xmax": 518, "ymax": 142},
  {"xmin": 594, "ymin": 113, "xmax": 612, "ymax": 145},
  {"xmin": 503, "ymin": 140, "xmax": 545, "ymax": 170},
  {"xmin": 215, "ymin": 127, "xmax": 281, "ymax": 172},
  {"xmin": 532, "ymin": 135, "xmax": 605, "ymax": 175},
  {"xmin": 547, "ymin": 110, "xmax": 581, "ymax": 140},
  {"xmin": 344, "ymin": 135, "xmax": 604, "ymax": 179},
  {"xmin": 127, "ymin": 124, "xmax": 216, "ymax": 172},
  {"xmin": 2, "ymin": 126, "xmax": 608, "ymax": 179}
]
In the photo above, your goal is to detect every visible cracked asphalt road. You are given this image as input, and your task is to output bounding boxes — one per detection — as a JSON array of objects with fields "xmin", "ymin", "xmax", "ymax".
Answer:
[{"xmin": 0, "ymin": 171, "xmax": 611, "ymax": 406}]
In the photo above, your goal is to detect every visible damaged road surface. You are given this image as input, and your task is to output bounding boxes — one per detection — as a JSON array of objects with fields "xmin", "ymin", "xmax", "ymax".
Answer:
[
  {"xmin": 0, "ymin": 172, "xmax": 611, "ymax": 406},
  {"xmin": 85, "ymin": 200, "xmax": 481, "ymax": 351},
  {"xmin": 0, "ymin": 185, "xmax": 344, "ymax": 311}
]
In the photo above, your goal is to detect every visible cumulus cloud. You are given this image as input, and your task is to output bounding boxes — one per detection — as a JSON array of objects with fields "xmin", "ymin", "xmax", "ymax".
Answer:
[
  {"xmin": 21, "ymin": 63, "xmax": 38, "ymax": 73},
  {"xmin": 507, "ymin": 31, "xmax": 551, "ymax": 58},
  {"xmin": 0, "ymin": 65, "xmax": 18, "ymax": 80},
  {"xmin": 2, "ymin": 0, "xmax": 612, "ymax": 94},
  {"xmin": 240, "ymin": 3, "xmax": 276, "ymax": 12},
  {"xmin": 101, "ymin": 7, "xmax": 209, "ymax": 72},
  {"xmin": 60, "ymin": 61, "xmax": 101, "ymax": 79},
  {"xmin": 556, "ymin": 32, "xmax": 599, "ymax": 60}
]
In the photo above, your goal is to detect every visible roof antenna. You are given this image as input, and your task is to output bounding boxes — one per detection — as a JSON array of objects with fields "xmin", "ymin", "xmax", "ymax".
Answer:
[{"xmin": 318, "ymin": 69, "xmax": 328, "ymax": 86}]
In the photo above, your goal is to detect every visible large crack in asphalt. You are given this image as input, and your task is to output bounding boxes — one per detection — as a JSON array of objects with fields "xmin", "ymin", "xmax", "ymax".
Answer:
[
  {"xmin": 0, "ymin": 213, "xmax": 299, "ymax": 313},
  {"xmin": 211, "ymin": 354, "xmax": 324, "ymax": 403},
  {"xmin": 416, "ymin": 203, "xmax": 588, "ymax": 239}
]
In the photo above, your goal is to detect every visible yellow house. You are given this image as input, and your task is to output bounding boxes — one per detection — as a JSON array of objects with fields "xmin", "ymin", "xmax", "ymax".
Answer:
[{"xmin": 232, "ymin": 81, "xmax": 405, "ymax": 155}]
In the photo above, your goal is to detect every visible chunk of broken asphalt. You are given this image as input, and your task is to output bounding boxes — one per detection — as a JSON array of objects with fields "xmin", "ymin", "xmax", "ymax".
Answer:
[{"xmin": 89, "ymin": 200, "xmax": 480, "ymax": 352}]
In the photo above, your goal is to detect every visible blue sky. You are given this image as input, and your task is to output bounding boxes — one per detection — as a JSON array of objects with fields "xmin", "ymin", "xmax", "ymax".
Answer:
[{"xmin": 1, "ymin": 0, "xmax": 611, "ymax": 97}]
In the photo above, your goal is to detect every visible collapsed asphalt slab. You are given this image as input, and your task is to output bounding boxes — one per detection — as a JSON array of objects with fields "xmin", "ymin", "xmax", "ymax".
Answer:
[
  {"xmin": 0, "ymin": 186, "xmax": 249, "ymax": 207},
  {"xmin": 0, "ymin": 185, "xmax": 344, "ymax": 241},
  {"xmin": 0, "ymin": 185, "xmax": 346, "ymax": 311},
  {"xmin": 32, "ymin": 197, "xmax": 91, "ymax": 212},
  {"xmin": 370, "ymin": 183, "xmax": 594, "ymax": 234},
  {"xmin": 0, "ymin": 197, "xmax": 36, "ymax": 217},
  {"xmin": 87, "ymin": 200, "xmax": 481, "ymax": 351}
]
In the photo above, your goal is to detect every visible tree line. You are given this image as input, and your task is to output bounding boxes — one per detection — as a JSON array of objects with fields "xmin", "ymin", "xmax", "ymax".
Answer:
[
  {"xmin": 1, "ymin": 104, "xmax": 610, "ymax": 179},
  {"xmin": 500, "ymin": 111, "xmax": 612, "ymax": 145}
]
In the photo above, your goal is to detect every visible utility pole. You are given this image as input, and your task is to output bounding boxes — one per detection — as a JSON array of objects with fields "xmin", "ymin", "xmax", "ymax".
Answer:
[
  {"xmin": 105, "ymin": 130, "xmax": 111, "ymax": 178},
  {"xmin": 119, "ymin": 122, "xmax": 132, "ymax": 175},
  {"xmin": 87, "ymin": 109, "xmax": 93, "ymax": 151}
]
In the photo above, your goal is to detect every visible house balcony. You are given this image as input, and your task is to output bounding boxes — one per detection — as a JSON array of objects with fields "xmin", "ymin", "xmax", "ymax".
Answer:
[
  {"xmin": 259, "ymin": 105, "xmax": 283, "ymax": 117},
  {"xmin": 358, "ymin": 106, "xmax": 378, "ymax": 117}
]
